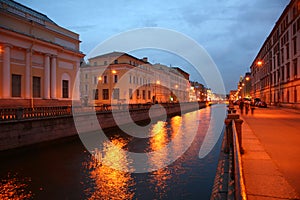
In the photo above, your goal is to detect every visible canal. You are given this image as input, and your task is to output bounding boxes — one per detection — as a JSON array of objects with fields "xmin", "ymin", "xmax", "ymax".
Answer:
[{"xmin": 0, "ymin": 104, "xmax": 225, "ymax": 200}]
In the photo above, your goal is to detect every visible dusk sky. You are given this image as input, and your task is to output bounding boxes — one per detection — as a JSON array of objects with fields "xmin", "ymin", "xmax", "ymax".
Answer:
[{"xmin": 16, "ymin": 0, "xmax": 290, "ymax": 93}]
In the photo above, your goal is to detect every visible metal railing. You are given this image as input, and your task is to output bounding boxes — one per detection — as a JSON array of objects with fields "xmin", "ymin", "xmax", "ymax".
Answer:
[
  {"xmin": 0, "ymin": 102, "xmax": 205, "ymax": 121},
  {"xmin": 213, "ymin": 110, "xmax": 247, "ymax": 200},
  {"xmin": 0, "ymin": 106, "xmax": 71, "ymax": 121},
  {"xmin": 232, "ymin": 120, "xmax": 247, "ymax": 200}
]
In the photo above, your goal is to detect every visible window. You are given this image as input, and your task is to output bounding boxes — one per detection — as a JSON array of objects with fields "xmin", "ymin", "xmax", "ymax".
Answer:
[
  {"xmin": 12, "ymin": 74, "xmax": 21, "ymax": 97},
  {"xmin": 114, "ymin": 60, "xmax": 118, "ymax": 64},
  {"xmin": 287, "ymin": 90, "xmax": 290, "ymax": 103},
  {"xmin": 129, "ymin": 89, "xmax": 133, "ymax": 100},
  {"xmin": 129, "ymin": 75, "xmax": 132, "ymax": 84},
  {"xmin": 33, "ymin": 76, "xmax": 41, "ymax": 98},
  {"xmin": 114, "ymin": 75, "xmax": 118, "ymax": 83},
  {"xmin": 287, "ymin": 63, "xmax": 290, "ymax": 79},
  {"xmin": 94, "ymin": 62, "xmax": 97, "ymax": 66},
  {"xmin": 148, "ymin": 91, "xmax": 151, "ymax": 99},
  {"xmin": 293, "ymin": 37, "xmax": 297, "ymax": 55},
  {"xmin": 281, "ymin": 48, "xmax": 284, "ymax": 64},
  {"xmin": 136, "ymin": 89, "xmax": 140, "ymax": 99},
  {"xmin": 286, "ymin": 43, "xmax": 290, "ymax": 59},
  {"xmin": 142, "ymin": 90, "xmax": 146, "ymax": 100},
  {"xmin": 62, "ymin": 80, "xmax": 69, "ymax": 98},
  {"xmin": 104, "ymin": 61, "xmax": 107, "ymax": 65},
  {"xmin": 294, "ymin": 59, "xmax": 298, "ymax": 76},
  {"xmin": 85, "ymin": 85, "xmax": 88, "ymax": 92},
  {"xmin": 85, "ymin": 74, "xmax": 88, "ymax": 79},
  {"xmin": 93, "ymin": 89, "xmax": 99, "ymax": 100},
  {"xmin": 104, "ymin": 75, "xmax": 108, "ymax": 84},
  {"xmin": 295, "ymin": 89, "xmax": 297, "ymax": 103},
  {"xmin": 113, "ymin": 88, "xmax": 119, "ymax": 100},
  {"xmin": 103, "ymin": 89, "xmax": 109, "ymax": 100},
  {"xmin": 94, "ymin": 76, "xmax": 98, "ymax": 84}
]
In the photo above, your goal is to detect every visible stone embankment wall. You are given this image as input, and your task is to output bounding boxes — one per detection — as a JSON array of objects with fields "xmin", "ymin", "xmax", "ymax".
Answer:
[{"xmin": 0, "ymin": 102, "xmax": 206, "ymax": 151}]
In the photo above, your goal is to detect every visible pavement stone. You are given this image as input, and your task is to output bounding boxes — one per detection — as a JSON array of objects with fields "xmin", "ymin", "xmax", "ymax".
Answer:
[{"xmin": 235, "ymin": 106, "xmax": 300, "ymax": 200}]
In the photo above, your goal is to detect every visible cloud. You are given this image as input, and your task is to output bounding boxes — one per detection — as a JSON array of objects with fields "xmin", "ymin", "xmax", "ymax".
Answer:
[
  {"xmin": 67, "ymin": 25, "xmax": 97, "ymax": 32},
  {"xmin": 15, "ymin": 0, "xmax": 290, "ymax": 92}
]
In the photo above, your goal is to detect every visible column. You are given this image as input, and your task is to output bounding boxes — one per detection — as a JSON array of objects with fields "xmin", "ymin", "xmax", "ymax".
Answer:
[
  {"xmin": 44, "ymin": 54, "xmax": 50, "ymax": 99},
  {"xmin": 50, "ymin": 56, "xmax": 57, "ymax": 99},
  {"xmin": 25, "ymin": 49, "xmax": 31, "ymax": 99},
  {"xmin": 2, "ymin": 44, "xmax": 11, "ymax": 98},
  {"xmin": 72, "ymin": 61, "xmax": 81, "ymax": 101}
]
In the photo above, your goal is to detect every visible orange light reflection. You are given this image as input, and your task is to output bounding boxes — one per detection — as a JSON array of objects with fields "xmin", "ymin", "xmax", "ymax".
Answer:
[
  {"xmin": 84, "ymin": 138, "xmax": 135, "ymax": 200},
  {"xmin": 149, "ymin": 121, "xmax": 171, "ymax": 198},
  {"xmin": 0, "ymin": 173, "xmax": 33, "ymax": 200}
]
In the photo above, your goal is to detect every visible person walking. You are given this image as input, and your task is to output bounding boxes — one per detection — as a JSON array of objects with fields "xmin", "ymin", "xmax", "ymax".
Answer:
[
  {"xmin": 245, "ymin": 101, "xmax": 250, "ymax": 115},
  {"xmin": 239, "ymin": 100, "xmax": 244, "ymax": 114}
]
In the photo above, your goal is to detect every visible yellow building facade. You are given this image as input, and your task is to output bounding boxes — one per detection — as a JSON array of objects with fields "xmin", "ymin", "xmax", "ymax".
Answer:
[
  {"xmin": 0, "ymin": 0, "xmax": 84, "ymax": 108},
  {"xmin": 80, "ymin": 52, "xmax": 190, "ymax": 106}
]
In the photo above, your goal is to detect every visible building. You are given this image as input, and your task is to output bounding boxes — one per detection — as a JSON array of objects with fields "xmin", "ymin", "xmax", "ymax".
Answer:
[
  {"xmin": 190, "ymin": 81, "xmax": 207, "ymax": 102},
  {"xmin": 229, "ymin": 90, "xmax": 238, "ymax": 101},
  {"xmin": 80, "ymin": 52, "xmax": 153, "ymax": 105},
  {"xmin": 250, "ymin": 0, "xmax": 300, "ymax": 109},
  {"xmin": 0, "ymin": 0, "xmax": 84, "ymax": 108},
  {"xmin": 152, "ymin": 64, "xmax": 190, "ymax": 103},
  {"xmin": 239, "ymin": 72, "xmax": 251, "ymax": 100},
  {"xmin": 80, "ymin": 52, "xmax": 190, "ymax": 105}
]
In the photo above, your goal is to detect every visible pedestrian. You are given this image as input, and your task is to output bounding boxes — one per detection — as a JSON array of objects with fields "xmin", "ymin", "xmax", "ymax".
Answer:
[
  {"xmin": 239, "ymin": 100, "xmax": 244, "ymax": 114},
  {"xmin": 245, "ymin": 101, "xmax": 250, "ymax": 115}
]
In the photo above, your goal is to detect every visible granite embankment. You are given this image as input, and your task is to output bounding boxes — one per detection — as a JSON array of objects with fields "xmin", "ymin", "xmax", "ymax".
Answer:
[{"xmin": 0, "ymin": 102, "xmax": 206, "ymax": 151}]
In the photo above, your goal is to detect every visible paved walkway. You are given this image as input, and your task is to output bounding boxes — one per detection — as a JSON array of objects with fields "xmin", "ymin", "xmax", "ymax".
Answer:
[{"xmin": 237, "ymin": 106, "xmax": 300, "ymax": 200}]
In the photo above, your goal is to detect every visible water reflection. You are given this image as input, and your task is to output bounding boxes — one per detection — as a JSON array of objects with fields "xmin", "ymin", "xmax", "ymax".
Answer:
[
  {"xmin": 84, "ymin": 138, "xmax": 135, "ymax": 200},
  {"xmin": 0, "ymin": 173, "xmax": 33, "ymax": 200},
  {"xmin": 149, "ymin": 121, "xmax": 172, "ymax": 198},
  {"xmin": 0, "ymin": 106, "xmax": 223, "ymax": 199}
]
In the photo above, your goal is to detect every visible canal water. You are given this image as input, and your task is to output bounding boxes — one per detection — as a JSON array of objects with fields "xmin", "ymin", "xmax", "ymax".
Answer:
[{"xmin": 0, "ymin": 104, "xmax": 225, "ymax": 200}]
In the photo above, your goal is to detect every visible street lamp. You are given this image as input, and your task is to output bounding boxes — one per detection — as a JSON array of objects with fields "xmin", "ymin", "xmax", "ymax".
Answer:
[
  {"xmin": 257, "ymin": 60, "xmax": 263, "ymax": 67},
  {"xmin": 154, "ymin": 80, "xmax": 160, "ymax": 103}
]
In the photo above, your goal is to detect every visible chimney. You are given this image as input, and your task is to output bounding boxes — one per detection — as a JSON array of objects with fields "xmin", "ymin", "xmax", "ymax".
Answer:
[{"xmin": 142, "ymin": 57, "xmax": 148, "ymax": 62}]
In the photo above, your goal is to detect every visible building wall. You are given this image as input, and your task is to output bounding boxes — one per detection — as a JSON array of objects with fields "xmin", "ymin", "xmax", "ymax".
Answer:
[
  {"xmin": 80, "ymin": 52, "xmax": 190, "ymax": 105},
  {"xmin": 0, "ymin": 0, "xmax": 84, "ymax": 108},
  {"xmin": 250, "ymin": 0, "xmax": 300, "ymax": 109}
]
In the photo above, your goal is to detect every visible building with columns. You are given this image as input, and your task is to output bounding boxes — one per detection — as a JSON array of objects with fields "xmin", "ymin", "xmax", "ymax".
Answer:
[
  {"xmin": 0, "ymin": 0, "xmax": 84, "ymax": 108},
  {"xmin": 250, "ymin": 0, "xmax": 300, "ymax": 109},
  {"xmin": 80, "ymin": 52, "xmax": 190, "ymax": 105}
]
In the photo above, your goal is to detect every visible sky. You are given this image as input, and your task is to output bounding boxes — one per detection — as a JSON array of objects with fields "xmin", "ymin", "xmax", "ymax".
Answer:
[{"xmin": 16, "ymin": 0, "xmax": 290, "ymax": 93}]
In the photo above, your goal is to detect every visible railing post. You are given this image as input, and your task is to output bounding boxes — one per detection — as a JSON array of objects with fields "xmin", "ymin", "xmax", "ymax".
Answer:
[
  {"xmin": 234, "ymin": 119, "xmax": 244, "ymax": 154},
  {"xmin": 224, "ymin": 118, "xmax": 232, "ymax": 154},
  {"xmin": 16, "ymin": 107, "xmax": 24, "ymax": 120}
]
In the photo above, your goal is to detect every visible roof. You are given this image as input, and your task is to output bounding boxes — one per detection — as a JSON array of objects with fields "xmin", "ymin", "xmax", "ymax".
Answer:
[
  {"xmin": 0, "ymin": 0, "xmax": 57, "ymax": 25},
  {"xmin": 89, "ymin": 51, "xmax": 150, "ymax": 64}
]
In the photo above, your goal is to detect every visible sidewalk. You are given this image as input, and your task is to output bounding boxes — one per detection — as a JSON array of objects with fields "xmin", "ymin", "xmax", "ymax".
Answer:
[{"xmin": 237, "ymin": 106, "xmax": 300, "ymax": 200}]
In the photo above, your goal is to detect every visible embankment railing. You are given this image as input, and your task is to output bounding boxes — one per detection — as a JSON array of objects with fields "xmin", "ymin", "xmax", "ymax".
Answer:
[
  {"xmin": 0, "ymin": 101, "xmax": 206, "ymax": 121},
  {"xmin": 232, "ymin": 119, "xmax": 247, "ymax": 200}
]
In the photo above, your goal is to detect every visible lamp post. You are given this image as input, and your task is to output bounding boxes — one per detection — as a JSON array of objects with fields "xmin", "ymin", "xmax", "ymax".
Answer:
[
  {"xmin": 155, "ymin": 80, "xmax": 160, "ymax": 103},
  {"xmin": 111, "ymin": 69, "xmax": 117, "ymax": 105}
]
